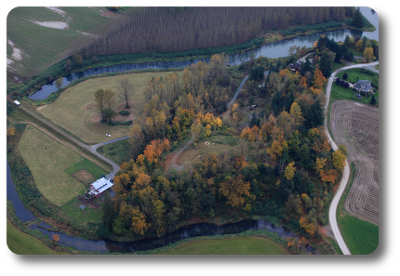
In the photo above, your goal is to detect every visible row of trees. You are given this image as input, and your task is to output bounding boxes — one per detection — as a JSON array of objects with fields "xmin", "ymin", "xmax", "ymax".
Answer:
[{"xmin": 77, "ymin": 7, "xmax": 352, "ymax": 58}]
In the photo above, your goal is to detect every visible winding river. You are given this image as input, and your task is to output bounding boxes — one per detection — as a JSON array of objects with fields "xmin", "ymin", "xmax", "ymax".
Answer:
[
  {"xmin": 9, "ymin": 7, "xmax": 378, "ymax": 254},
  {"xmin": 29, "ymin": 7, "xmax": 378, "ymax": 100}
]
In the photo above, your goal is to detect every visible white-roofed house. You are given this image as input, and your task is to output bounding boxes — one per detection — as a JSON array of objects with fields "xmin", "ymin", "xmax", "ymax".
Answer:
[{"xmin": 89, "ymin": 178, "xmax": 114, "ymax": 198}]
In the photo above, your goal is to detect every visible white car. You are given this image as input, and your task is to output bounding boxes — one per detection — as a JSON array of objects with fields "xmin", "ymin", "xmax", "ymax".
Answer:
[{"xmin": 14, "ymin": 100, "xmax": 20, "ymax": 106}]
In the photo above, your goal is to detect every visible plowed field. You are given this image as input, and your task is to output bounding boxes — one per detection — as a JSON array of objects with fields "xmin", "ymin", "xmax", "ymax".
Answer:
[{"xmin": 329, "ymin": 100, "xmax": 379, "ymax": 225}]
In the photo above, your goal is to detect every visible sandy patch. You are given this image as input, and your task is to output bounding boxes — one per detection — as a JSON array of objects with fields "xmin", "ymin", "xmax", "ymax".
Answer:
[
  {"xmin": 85, "ymin": 104, "xmax": 97, "ymax": 110},
  {"xmin": 71, "ymin": 169, "xmax": 96, "ymax": 185},
  {"xmin": 32, "ymin": 21, "xmax": 69, "ymax": 29},
  {"xmin": 37, "ymin": 105, "xmax": 49, "ymax": 111},
  {"xmin": 7, "ymin": 39, "xmax": 23, "ymax": 66},
  {"xmin": 46, "ymin": 7, "xmax": 66, "ymax": 16}
]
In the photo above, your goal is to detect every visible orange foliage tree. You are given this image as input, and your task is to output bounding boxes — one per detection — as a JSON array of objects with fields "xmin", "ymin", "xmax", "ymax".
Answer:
[
  {"xmin": 219, "ymin": 174, "xmax": 250, "ymax": 208},
  {"xmin": 143, "ymin": 138, "xmax": 170, "ymax": 164}
]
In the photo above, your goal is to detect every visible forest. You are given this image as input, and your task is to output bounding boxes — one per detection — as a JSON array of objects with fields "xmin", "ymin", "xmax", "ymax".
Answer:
[
  {"xmin": 77, "ymin": 7, "xmax": 353, "ymax": 58},
  {"xmin": 100, "ymin": 52, "xmax": 347, "ymax": 243}
]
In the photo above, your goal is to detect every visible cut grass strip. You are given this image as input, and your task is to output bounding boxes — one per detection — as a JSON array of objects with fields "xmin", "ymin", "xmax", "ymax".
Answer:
[
  {"xmin": 18, "ymin": 126, "xmax": 91, "ymax": 206},
  {"xmin": 61, "ymin": 197, "xmax": 103, "ymax": 223},
  {"xmin": 162, "ymin": 237, "xmax": 290, "ymax": 255},
  {"xmin": 7, "ymin": 218, "xmax": 69, "ymax": 255}
]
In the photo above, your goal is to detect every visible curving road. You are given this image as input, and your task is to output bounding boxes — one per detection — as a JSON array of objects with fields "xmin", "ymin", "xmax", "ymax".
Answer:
[{"xmin": 325, "ymin": 61, "xmax": 379, "ymax": 255}]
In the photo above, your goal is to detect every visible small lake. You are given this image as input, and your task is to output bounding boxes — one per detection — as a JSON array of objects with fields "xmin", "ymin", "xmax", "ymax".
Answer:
[
  {"xmin": 7, "ymin": 163, "xmax": 312, "ymax": 254},
  {"xmin": 29, "ymin": 7, "xmax": 378, "ymax": 100}
]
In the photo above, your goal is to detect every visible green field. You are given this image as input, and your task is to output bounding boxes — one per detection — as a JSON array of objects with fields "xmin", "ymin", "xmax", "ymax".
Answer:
[
  {"xmin": 17, "ymin": 126, "xmax": 101, "ymax": 206},
  {"xmin": 162, "ymin": 237, "xmax": 290, "ymax": 255},
  {"xmin": 97, "ymin": 139, "xmax": 132, "ymax": 166},
  {"xmin": 7, "ymin": 219, "xmax": 69, "ymax": 255},
  {"xmin": 39, "ymin": 71, "xmax": 181, "ymax": 144},
  {"xmin": 337, "ymin": 163, "xmax": 379, "ymax": 255},
  {"xmin": 7, "ymin": 7, "xmax": 117, "ymax": 78},
  {"xmin": 61, "ymin": 197, "xmax": 104, "ymax": 222},
  {"xmin": 65, "ymin": 158, "xmax": 108, "ymax": 185}
]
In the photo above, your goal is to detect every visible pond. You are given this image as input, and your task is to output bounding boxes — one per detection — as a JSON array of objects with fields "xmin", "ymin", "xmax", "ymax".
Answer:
[
  {"xmin": 7, "ymin": 163, "xmax": 313, "ymax": 254},
  {"xmin": 29, "ymin": 7, "xmax": 379, "ymax": 100}
]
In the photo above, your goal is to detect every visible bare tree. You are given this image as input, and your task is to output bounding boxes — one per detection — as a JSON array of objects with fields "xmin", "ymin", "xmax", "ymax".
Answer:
[{"xmin": 118, "ymin": 78, "xmax": 133, "ymax": 108}]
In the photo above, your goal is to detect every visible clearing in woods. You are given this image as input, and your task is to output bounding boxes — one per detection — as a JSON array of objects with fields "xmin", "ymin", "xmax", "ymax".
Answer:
[
  {"xmin": 17, "ymin": 126, "xmax": 103, "ymax": 206},
  {"xmin": 329, "ymin": 100, "xmax": 379, "ymax": 225},
  {"xmin": 162, "ymin": 237, "xmax": 290, "ymax": 255},
  {"xmin": 38, "ymin": 71, "xmax": 181, "ymax": 144}
]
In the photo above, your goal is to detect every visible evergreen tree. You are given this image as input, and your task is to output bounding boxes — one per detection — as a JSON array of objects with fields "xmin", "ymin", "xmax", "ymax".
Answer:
[
  {"xmin": 271, "ymin": 90, "xmax": 283, "ymax": 116},
  {"xmin": 300, "ymin": 59, "xmax": 313, "ymax": 77},
  {"xmin": 283, "ymin": 90, "xmax": 295, "ymax": 111},
  {"xmin": 352, "ymin": 7, "xmax": 364, "ymax": 28},
  {"xmin": 304, "ymin": 99, "xmax": 324, "ymax": 130},
  {"xmin": 102, "ymin": 192, "xmax": 114, "ymax": 233},
  {"xmin": 319, "ymin": 52, "xmax": 332, "ymax": 78},
  {"xmin": 369, "ymin": 95, "xmax": 377, "ymax": 106}
]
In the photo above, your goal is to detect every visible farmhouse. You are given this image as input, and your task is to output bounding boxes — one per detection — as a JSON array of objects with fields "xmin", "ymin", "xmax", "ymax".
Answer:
[
  {"xmin": 289, "ymin": 61, "xmax": 302, "ymax": 72},
  {"xmin": 353, "ymin": 80, "xmax": 374, "ymax": 94},
  {"xmin": 89, "ymin": 177, "xmax": 113, "ymax": 198}
]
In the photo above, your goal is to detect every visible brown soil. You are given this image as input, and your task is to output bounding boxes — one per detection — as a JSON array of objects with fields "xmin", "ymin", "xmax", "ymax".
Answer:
[
  {"xmin": 77, "ymin": 195, "xmax": 101, "ymax": 210},
  {"xmin": 71, "ymin": 169, "xmax": 95, "ymax": 185}
]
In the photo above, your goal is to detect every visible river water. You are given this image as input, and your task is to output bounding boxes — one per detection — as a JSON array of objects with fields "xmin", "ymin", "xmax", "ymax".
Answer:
[
  {"xmin": 8, "ymin": 164, "xmax": 303, "ymax": 253},
  {"xmin": 29, "ymin": 7, "xmax": 378, "ymax": 100}
]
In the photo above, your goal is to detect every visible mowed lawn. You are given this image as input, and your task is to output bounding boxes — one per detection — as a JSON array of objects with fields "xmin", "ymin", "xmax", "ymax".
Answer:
[
  {"xmin": 339, "ymin": 215, "xmax": 379, "ymax": 255},
  {"xmin": 162, "ymin": 237, "xmax": 290, "ymax": 255},
  {"xmin": 18, "ymin": 126, "xmax": 88, "ymax": 206},
  {"xmin": 7, "ymin": 219, "xmax": 69, "ymax": 255},
  {"xmin": 39, "ymin": 71, "xmax": 181, "ymax": 144}
]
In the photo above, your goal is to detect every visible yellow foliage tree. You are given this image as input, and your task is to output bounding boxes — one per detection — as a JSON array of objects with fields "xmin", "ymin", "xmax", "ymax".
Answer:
[
  {"xmin": 332, "ymin": 150, "xmax": 346, "ymax": 172},
  {"xmin": 284, "ymin": 162, "xmax": 296, "ymax": 180},
  {"xmin": 363, "ymin": 47, "xmax": 374, "ymax": 61}
]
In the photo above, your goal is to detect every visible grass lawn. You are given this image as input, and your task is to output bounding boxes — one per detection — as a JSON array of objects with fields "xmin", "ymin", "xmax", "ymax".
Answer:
[
  {"xmin": 61, "ymin": 197, "xmax": 103, "ymax": 222},
  {"xmin": 7, "ymin": 219, "xmax": 69, "ymax": 255},
  {"xmin": 65, "ymin": 158, "xmax": 108, "ymax": 185},
  {"xmin": 97, "ymin": 139, "xmax": 132, "ymax": 166},
  {"xmin": 162, "ymin": 237, "xmax": 290, "ymax": 255},
  {"xmin": 17, "ymin": 126, "xmax": 100, "ymax": 206},
  {"xmin": 39, "ymin": 71, "xmax": 181, "ymax": 144},
  {"xmin": 337, "ymin": 162, "xmax": 379, "ymax": 255}
]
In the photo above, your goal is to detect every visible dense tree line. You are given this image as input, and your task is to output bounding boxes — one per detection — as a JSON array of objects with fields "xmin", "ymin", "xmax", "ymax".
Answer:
[
  {"xmin": 99, "ymin": 54, "xmax": 347, "ymax": 242},
  {"xmin": 77, "ymin": 7, "xmax": 350, "ymax": 58}
]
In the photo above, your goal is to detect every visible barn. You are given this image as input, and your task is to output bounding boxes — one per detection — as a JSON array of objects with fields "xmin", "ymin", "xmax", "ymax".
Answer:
[{"xmin": 89, "ymin": 177, "xmax": 114, "ymax": 198}]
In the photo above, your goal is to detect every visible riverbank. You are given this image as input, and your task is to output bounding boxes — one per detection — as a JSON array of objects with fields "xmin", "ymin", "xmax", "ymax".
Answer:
[{"xmin": 8, "ymin": 15, "xmax": 374, "ymax": 102}]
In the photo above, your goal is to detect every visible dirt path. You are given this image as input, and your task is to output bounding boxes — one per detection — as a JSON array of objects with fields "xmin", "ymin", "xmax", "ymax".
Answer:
[{"xmin": 169, "ymin": 138, "xmax": 194, "ymax": 171}]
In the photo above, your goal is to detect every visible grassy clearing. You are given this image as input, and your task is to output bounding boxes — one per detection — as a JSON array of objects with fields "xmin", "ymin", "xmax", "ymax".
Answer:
[
  {"xmin": 61, "ymin": 197, "xmax": 103, "ymax": 222},
  {"xmin": 337, "ymin": 162, "xmax": 379, "ymax": 255},
  {"xmin": 171, "ymin": 134, "xmax": 252, "ymax": 171},
  {"xmin": 7, "ymin": 219, "xmax": 69, "ymax": 255},
  {"xmin": 97, "ymin": 139, "xmax": 132, "ymax": 166},
  {"xmin": 7, "ymin": 7, "xmax": 115, "ymax": 78},
  {"xmin": 39, "ymin": 71, "xmax": 181, "ymax": 144},
  {"xmin": 162, "ymin": 237, "xmax": 290, "ymax": 255},
  {"xmin": 18, "ymin": 126, "xmax": 93, "ymax": 206}
]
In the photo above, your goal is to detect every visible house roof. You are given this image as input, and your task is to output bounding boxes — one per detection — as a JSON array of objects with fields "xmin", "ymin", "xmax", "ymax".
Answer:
[
  {"xmin": 91, "ymin": 178, "xmax": 113, "ymax": 194},
  {"xmin": 290, "ymin": 62, "xmax": 301, "ymax": 70},
  {"xmin": 354, "ymin": 80, "xmax": 372, "ymax": 89}
]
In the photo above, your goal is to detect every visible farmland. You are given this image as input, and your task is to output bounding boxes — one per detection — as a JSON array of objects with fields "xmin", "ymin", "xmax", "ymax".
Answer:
[
  {"xmin": 38, "ymin": 71, "xmax": 181, "ymax": 144},
  {"xmin": 162, "ymin": 237, "xmax": 290, "ymax": 255},
  {"xmin": 7, "ymin": 219, "xmax": 69, "ymax": 255},
  {"xmin": 7, "ymin": 7, "xmax": 119, "ymax": 79},
  {"xmin": 329, "ymin": 100, "xmax": 379, "ymax": 225},
  {"xmin": 17, "ymin": 126, "xmax": 104, "ymax": 206}
]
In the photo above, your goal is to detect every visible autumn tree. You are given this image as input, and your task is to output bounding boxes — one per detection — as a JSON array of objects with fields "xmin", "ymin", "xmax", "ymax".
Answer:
[
  {"xmin": 219, "ymin": 174, "xmax": 250, "ymax": 208},
  {"xmin": 131, "ymin": 206, "xmax": 148, "ymax": 235},
  {"xmin": 94, "ymin": 88, "xmax": 106, "ymax": 120},
  {"xmin": 52, "ymin": 234, "xmax": 60, "ymax": 247},
  {"xmin": 74, "ymin": 53, "xmax": 82, "ymax": 67},
  {"xmin": 363, "ymin": 47, "xmax": 374, "ymax": 62},
  {"xmin": 284, "ymin": 162, "xmax": 296, "ymax": 180},
  {"xmin": 332, "ymin": 149, "xmax": 346, "ymax": 172},
  {"xmin": 118, "ymin": 78, "xmax": 133, "ymax": 108},
  {"xmin": 7, "ymin": 126, "xmax": 16, "ymax": 138},
  {"xmin": 143, "ymin": 138, "xmax": 170, "ymax": 164}
]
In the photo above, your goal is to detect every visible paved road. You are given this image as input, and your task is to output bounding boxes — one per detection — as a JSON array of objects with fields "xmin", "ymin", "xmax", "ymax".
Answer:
[{"xmin": 325, "ymin": 61, "xmax": 379, "ymax": 255}]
